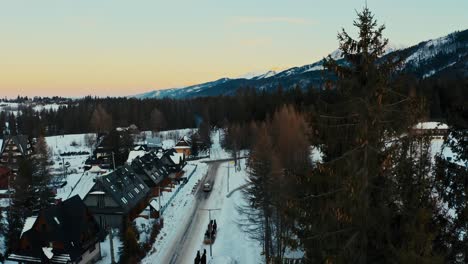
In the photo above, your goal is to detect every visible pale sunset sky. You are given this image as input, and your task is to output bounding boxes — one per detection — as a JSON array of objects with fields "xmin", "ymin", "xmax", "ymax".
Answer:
[{"xmin": 0, "ymin": 0, "xmax": 466, "ymax": 97}]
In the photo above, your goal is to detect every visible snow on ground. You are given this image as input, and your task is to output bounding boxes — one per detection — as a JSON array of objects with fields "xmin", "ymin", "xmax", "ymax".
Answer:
[
  {"xmin": 32, "ymin": 103, "xmax": 63, "ymax": 112},
  {"xmin": 0, "ymin": 102, "xmax": 65, "ymax": 115},
  {"xmin": 207, "ymin": 130, "xmax": 231, "ymax": 160},
  {"xmin": 179, "ymin": 159, "xmax": 262, "ymax": 264},
  {"xmin": 141, "ymin": 162, "xmax": 208, "ymax": 262},
  {"xmin": 134, "ymin": 217, "xmax": 154, "ymax": 244},
  {"xmin": 45, "ymin": 134, "xmax": 95, "ymax": 201},
  {"xmin": 136, "ymin": 129, "xmax": 196, "ymax": 144},
  {"xmin": 97, "ymin": 229, "xmax": 122, "ymax": 264},
  {"xmin": 134, "ymin": 163, "xmax": 200, "ymax": 244},
  {"xmin": 126, "ymin": 150, "xmax": 146, "ymax": 164},
  {"xmin": 45, "ymin": 133, "xmax": 93, "ymax": 156},
  {"xmin": 162, "ymin": 139, "xmax": 175, "ymax": 150},
  {"xmin": 0, "ymin": 211, "xmax": 6, "ymax": 259},
  {"xmin": 143, "ymin": 130, "xmax": 262, "ymax": 263}
]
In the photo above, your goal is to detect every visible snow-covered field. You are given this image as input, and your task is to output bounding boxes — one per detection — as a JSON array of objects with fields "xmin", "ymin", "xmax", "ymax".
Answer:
[
  {"xmin": 0, "ymin": 102, "xmax": 65, "ymax": 115},
  {"xmin": 45, "ymin": 134, "xmax": 94, "ymax": 201}
]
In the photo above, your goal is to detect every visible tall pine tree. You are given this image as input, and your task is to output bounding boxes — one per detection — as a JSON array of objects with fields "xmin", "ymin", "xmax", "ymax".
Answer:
[
  {"xmin": 293, "ymin": 7, "xmax": 444, "ymax": 263},
  {"xmin": 31, "ymin": 136, "xmax": 55, "ymax": 211}
]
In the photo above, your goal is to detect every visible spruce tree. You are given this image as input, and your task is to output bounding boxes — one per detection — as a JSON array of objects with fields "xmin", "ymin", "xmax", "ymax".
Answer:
[
  {"xmin": 294, "ymin": 7, "xmax": 443, "ymax": 263},
  {"xmin": 240, "ymin": 123, "xmax": 275, "ymax": 263},
  {"xmin": 119, "ymin": 219, "xmax": 142, "ymax": 264},
  {"xmin": 6, "ymin": 159, "xmax": 34, "ymax": 253},
  {"xmin": 433, "ymin": 104, "xmax": 467, "ymax": 263},
  {"xmin": 31, "ymin": 136, "xmax": 55, "ymax": 211}
]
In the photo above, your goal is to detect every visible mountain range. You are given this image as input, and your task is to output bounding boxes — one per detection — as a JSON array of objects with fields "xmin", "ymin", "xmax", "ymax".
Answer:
[{"xmin": 134, "ymin": 29, "xmax": 468, "ymax": 99}]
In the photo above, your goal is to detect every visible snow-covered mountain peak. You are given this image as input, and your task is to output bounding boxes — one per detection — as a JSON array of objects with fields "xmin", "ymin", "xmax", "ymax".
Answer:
[{"xmin": 237, "ymin": 69, "xmax": 279, "ymax": 80}]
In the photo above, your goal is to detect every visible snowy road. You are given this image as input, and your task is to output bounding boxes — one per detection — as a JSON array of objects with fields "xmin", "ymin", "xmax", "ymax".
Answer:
[
  {"xmin": 168, "ymin": 159, "xmax": 262, "ymax": 264},
  {"xmin": 168, "ymin": 161, "xmax": 221, "ymax": 263},
  {"xmin": 144, "ymin": 131, "xmax": 262, "ymax": 264}
]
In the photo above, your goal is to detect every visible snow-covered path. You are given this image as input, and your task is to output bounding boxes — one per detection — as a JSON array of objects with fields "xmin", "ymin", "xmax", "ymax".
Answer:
[
  {"xmin": 143, "ymin": 131, "xmax": 262, "ymax": 263},
  {"xmin": 169, "ymin": 159, "xmax": 262, "ymax": 264}
]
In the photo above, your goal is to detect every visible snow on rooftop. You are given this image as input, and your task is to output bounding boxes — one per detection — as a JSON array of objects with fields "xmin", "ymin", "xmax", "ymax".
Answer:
[
  {"xmin": 150, "ymin": 199, "xmax": 160, "ymax": 211},
  {"xmin": 68, "ymin": 171, "xmax": 101, "ymax": 199},
  {"xmin": 90, "ymin": 191, "xmax": 106, "ymax": 195},
  {"xmin": 126, "ymin": 150, "xmax": 146, "ymax": 164},
  {"xmin": 173, "ymin": 146, "xmax": 190, "ymax": 149},
  {"xmin": 413, "ymin": 122, "xmax": 449, "ymax": 130},
  {"xmin": 169, "ymin": 152, "xmax": 184, "ymax": 165},
  {"xmin": 21, "ymin": 216, "xmax": 38, "ymax": 237},
  {"xmin": 42, "ymin": 247, "xmax": 54, "ymax": 259}
]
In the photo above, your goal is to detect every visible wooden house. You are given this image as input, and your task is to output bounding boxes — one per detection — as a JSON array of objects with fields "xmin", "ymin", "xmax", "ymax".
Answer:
[
  {"xmin": 0, "ymin": 135, "xmax": 33, "ymax": 173},
  {"xmin": 174, "ymin": 136, "xmax": 192, "ymax": 157},
  {"xmin": 130, "ymin": 152, "xmax": 171, "ymax": 196},
  {"xmin": 161, "ymin": 149, "xmax": 186, "ymax": 176},
  {"xmin": 82, "ymin": 166, "xmax": 151, "ymax": 228},
  {"xmin": 8, "ymin": 195, "xmax": 105, "ymax": 264}
]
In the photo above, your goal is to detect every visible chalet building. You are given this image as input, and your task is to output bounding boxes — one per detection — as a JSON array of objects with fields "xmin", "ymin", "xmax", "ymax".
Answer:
[
  {"xmin": 0, "ymin": 135, "xmax": 33, "ymax": 173},
  {"xmin": 82, "ymin": 166, "xmax": 150, "ymax": 228},
  {"xmin": 412, "ymin": 122, "xmax": 449, "ymax": 139},
  {"xmin": 174, "ymin": 136, "xmax": 192, "ymax": 157},
  {"xmin": 8, "ymin": 195, "xmax": 105, "ymax": 264},
  {"xmin": 161, "ymin": 149, "xmax": 186, "ymax": 175},
  {"xmin": 130, "ymin": 152, "xmax": 171, "ymax": 195}
]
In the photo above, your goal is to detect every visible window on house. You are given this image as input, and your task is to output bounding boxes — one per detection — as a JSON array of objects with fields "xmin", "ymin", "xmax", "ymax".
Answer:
[
  {"xmin": 128, "ymin": 193, "xmax": 134, "ymax": 198},
  {"xmin": 139, "ymin": 184, "xmax": 145, "ymax": 190},
  {"xmin": 134, "ymin": 187, "xmax": 140, "ymax": 194},
  {"xmin": 121, "ymin": 197, "xmax": 128, "ymax": 204}
]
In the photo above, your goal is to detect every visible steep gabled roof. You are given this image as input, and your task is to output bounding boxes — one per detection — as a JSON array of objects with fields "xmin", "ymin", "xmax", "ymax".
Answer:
[
  {"xmin": 11, "ymin": 195, "xmax": 105, "ymax": 263},
  {"xmin": 1, "ymin": 135, "xmax": 31, "ymax": 156},
  {"xmin": 131, "ymin": 152, "xmax": 170, "ymax": 186},
  {"xmin": 97, "ymin": 165, "xmax": 150, "ymax": 211},
  {"xmin": 175, "ymin": 136, "xmax": 191, "ymax": 147}
]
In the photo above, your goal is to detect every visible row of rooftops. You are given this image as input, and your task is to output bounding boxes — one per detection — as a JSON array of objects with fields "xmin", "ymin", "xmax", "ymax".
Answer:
[
  {"xmin": 8, "ymin": 147, "xmax": 185, "ymax": 263},
  {"xmin": 82, "ymin": 148, "xmax": 185, "ymax": 213},
  {"xmin": 93, "ymin": 165, "xmax": 151, "ymax": 212}
]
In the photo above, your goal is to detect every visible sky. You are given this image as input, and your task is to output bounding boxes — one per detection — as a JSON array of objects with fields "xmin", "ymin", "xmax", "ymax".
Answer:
[{"xmin": 0, "ymin": 0, "xmax": 467, "ymax": 98}]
